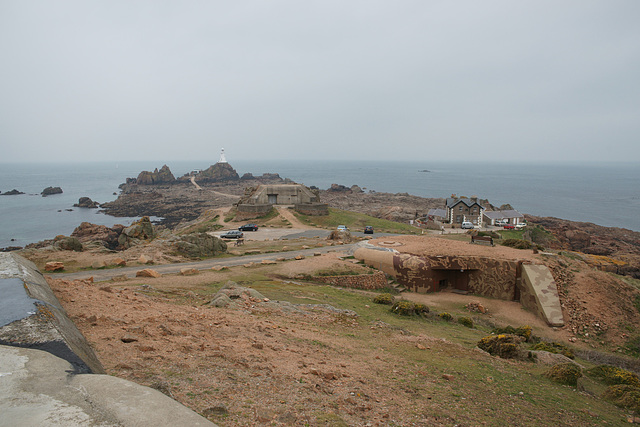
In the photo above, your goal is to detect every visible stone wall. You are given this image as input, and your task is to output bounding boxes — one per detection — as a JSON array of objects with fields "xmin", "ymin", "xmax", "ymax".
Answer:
[
  {"xmin": 295, "ymin": 203, "xmax": 329, "ymax": 216},
  {"xmin": 236, "ymin": 203, "xmax": 273, "ymax": 220},
  {"xmin": 313, "ymin": 271, "xmax": 387, "ymax": 290}
]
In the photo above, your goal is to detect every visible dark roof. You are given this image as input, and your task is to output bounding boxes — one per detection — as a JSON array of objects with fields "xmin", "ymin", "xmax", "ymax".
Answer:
[{"xmin": 446, "ymin": 198, "xmax": 484, "ymax": 209}]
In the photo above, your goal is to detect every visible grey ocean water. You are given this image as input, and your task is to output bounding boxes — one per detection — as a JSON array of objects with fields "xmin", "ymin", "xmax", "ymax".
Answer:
[{"xmin": 1, "ymin": 160, "xmax": 638, "ymax": 248}]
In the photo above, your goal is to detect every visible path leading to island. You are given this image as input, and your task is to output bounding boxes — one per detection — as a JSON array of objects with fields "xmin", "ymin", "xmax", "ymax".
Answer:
[
  {"xmin": 189, "ymin": 175, "xmax": 202, "ymax": 190},
  {"xmin": 54, "ymin": 244, "xmax": 356, "ymax": 282}
]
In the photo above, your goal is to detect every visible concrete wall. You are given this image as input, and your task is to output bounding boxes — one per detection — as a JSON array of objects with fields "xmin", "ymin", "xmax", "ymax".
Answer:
[
  {"xmin": 236, "ymin": 203, "xmax": 273, "ymax": 220},
  {"xmin": 295, "ymin": 203, "xmax": 329, "ymax": 216},
  {"xmin": 247, "ymin": 184, "xmax": 319, "ymax": 205}
]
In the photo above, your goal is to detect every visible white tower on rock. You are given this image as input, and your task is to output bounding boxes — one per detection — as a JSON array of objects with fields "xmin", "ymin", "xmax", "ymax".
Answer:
[{"xmin": 218, "ymin": 148, "xmax": 227, "ymax": 164}]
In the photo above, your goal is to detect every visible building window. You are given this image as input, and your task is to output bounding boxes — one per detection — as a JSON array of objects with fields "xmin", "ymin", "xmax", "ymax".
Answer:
[
  {"xmin": 459, "ymin": 206, "xmax": 463, "ymax": 211},
  {"xmin": 456, "ymin": 215, "xmax": 461, "ymax": 223}
]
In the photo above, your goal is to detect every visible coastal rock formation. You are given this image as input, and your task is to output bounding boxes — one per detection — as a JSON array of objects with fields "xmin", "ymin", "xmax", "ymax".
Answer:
[
  {"xmin": 172, "ymin": 233, "xmax": 227, "ymax": 258},
  {"xmin": 136, "ymin": 165, "xmax": 176, "ymax": 185},
  {"xmin": 53, "ymin": 236, "xmax": 83, "ymax": 252},
  {"xmin": 73, "ymin": 197, "xmax": 100, "ymax": 208},
  {"xmin": 71, "ymin": 222, "xmax": 123, "ymax": 250},
  {"xmin": 196, "ymin": 162, "xmax": 240, "ymax": 182},
  {"xmin": 118, "ymin": 216, "xmax": 155, "ymax": 249},
  {"xmin": 0, "ymin": 189, "xmax": 25, "ymax": 196},
  {"xmin": 41, "ymin": 186, "xmax": 63, "ymax": 196}
]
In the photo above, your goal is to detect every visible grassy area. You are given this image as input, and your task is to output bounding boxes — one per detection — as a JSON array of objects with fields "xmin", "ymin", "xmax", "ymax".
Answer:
[
  {"xmin": 183, "ymin": 277, "xmax": 630, "ymax": 424},
  {"xmin": 294, "ymin": 208, "xmax": 420, "ymax": 234}
]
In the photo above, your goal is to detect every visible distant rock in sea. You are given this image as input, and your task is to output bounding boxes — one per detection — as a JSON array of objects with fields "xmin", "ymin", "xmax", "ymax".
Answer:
[
  {"xmin": 419, "ymin": 169, "xmax": 431, "ymax": 173},
  {"xmin": 74, "ymin": 197, "xmax": 100, "ymax": 208},
  {"xmin": 136, "ymin": 165, "xmax": 176, "ymax": 185},
  {"xmin": 41, "ymin": 186, "xmax": 63, "ymax": 197},
  {"xmin": 0, "ymin": 189, "xmax": 25, "ymax": 196}
]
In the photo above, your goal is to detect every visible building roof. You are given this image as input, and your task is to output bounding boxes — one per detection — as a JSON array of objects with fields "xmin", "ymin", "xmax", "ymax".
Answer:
[
  {"xmin": 428, "ymin": 208, "xmax": 447, "ymax": 218},
  {"xmin": 446, "ymin": 198, "xmax": 484, "ymax": 209}
]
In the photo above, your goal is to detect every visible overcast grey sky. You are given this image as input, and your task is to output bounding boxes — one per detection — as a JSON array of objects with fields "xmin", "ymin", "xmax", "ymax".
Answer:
[{"xmin": 1, "ymin": 1, "xmax": 639, "ymax": 163}]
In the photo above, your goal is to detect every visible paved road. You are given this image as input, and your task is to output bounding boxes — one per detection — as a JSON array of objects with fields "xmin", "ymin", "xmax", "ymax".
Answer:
[{"xmin": 54, "ymin": 244, "xmax": 357, "ymax": 282}]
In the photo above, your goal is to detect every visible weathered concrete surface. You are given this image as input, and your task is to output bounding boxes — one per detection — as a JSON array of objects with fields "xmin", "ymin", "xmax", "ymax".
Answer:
[
  {"xmin": 521, "ymin": 264, "xmax": 564, "ymax": 327},
  {"xmin": 0, "ymin": 345, "xmax": 215, "ymax": 427},
  {"xmin": 0, "ymin": 252, "xmax": 103, "ymax": 374},
  {"xmin": 0, "ymin": 253, "xmax": 217, "ymax": 427}
]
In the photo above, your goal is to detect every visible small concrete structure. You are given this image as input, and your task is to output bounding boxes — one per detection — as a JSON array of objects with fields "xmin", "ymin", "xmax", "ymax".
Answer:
[
  {"xmin": 242, "ymin": 184, "xmax": 319, "ymax": 205},
  {"xmin": 353, "ymin": 241, "xmax": 564, "ymax": 327},
  {"xmin": 0, "ymin": 253, "xmax": 216, "ymax": 426},
  {"xmin": 483, "ymin": 209, "xmax": 525, "ymax": 226}
]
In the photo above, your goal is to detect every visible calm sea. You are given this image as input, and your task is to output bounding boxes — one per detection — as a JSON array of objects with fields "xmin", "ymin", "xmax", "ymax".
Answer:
[{"xmin": 1, "ymin": 160, "xmax": 638, "ymax": 248}]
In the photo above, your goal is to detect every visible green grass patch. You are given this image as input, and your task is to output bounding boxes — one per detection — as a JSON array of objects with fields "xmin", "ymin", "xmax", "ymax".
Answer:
[{"xmin": 294, "ymin": 208, "xmax": 419, "ymax": 234}]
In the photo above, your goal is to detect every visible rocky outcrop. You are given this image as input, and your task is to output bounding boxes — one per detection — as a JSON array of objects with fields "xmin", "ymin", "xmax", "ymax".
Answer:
[
  {"xmin": 172, "ymin": 233, "xmax": 227, "ymax": 258},
  {"xmin": 327, "ymin": 183, "xmax": 352, "ymax": 193},
  {"xmin": 41, "ymin": 186, "xmax": 63, "ymax": 196},
  {"xmin": 136, "ymin": 165, "xmax": 176, "ymax": 185},
  {"xmin": 53, "ymin": 236, "xmax": 83, "ymax": 252},
  {"xmin": 73, "ymin": 197, "xmax": 100, "ymax": 208},
  {"xmin": 71, "ymin": 222, "xmax": 123, "ymax": 250},
  {"xmin": 0, "ymin": 189, "xmax": 25, "ymax": 196},
  {"xmin": 196, "ymin": 162, "xmax": 240, "ymax": 183},
  {"xmin": 117, "ymin": 216, "xmax": 155, "ymax": 249}
]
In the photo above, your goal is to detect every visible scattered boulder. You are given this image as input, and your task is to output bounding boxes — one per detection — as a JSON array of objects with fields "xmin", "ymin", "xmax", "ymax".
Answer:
[
  {"xmin": 41, "ymin": 186, "xmax": 63, "ymax": 196},
  {"xmin": 74, "ymin": 197, "xmax": 99, "ymax": 208},
  {"xmin": 91, "ymin": 260, "xmax": 107, "ymax": 269},
  {"xmin": 138, "ymin": 254, "xmax": 154, "ymax": 264},
  {"xmin": 44, "ymin": 261, "xmax": 64, "ymax": 272},
  {"xmin": 136, "ymin": 268, "xmax": 161, "ymax": 278},
  {"xmin": 180, "ymin": 268, "xmax": 199, "ymax": 276},
  {"xmin": 110, "ymin": 257, "xmax": 126, "ymax": 266},
  {"xmin": 53, "ymin": 236, "xmax": 83, "ymax": 252},
  {"xmin": 208, "ymin": 281, "xmax": 266, "ymax": 308}
]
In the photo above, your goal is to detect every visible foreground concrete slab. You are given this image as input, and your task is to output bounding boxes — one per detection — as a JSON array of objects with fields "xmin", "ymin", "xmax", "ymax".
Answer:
[{"xmin": 0, "ymin": 345, "xmax": 215, "ymax": 427}]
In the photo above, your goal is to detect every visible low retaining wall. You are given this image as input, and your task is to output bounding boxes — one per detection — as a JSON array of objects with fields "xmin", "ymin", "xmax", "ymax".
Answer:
[
  {"xmin": 236, "ymin": 203, "xmax": 273, "ymax": 220},
  {"xmin": 313, "ymin": 271, "xmax": 387, "ymax": 290}
]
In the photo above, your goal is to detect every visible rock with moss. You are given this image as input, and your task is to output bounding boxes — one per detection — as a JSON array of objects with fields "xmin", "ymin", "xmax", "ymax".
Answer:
[
  {"xmin": 544, "ymin": 363, "xmax": 583, "ymax": 386},
  {"xmin": 173, "ymin": 233, "xmax": 227, "ymax": 258},
  {"xmin": 532, "ymin": 341, "xmax": 574, "ymax": 359},
  {"xmin": 53, "ymin": 236, "xmax": 83, "ymax": 252}
]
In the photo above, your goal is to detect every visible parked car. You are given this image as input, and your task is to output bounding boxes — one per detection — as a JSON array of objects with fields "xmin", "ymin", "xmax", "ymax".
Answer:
[
  {"xmin": 337, "ymin": 225, "xmax": 348, "ymax": 232},
  {"xmin": 239, "ymin": 224, "xmax": 258, "ymax": 231},
  {"xmin": 502, "ymin": 224, "xmax": 515, "ymax": 229},
  {"xmin": 220, "ymin": 230, "xmax": 244, "ymax": 239},
  {"xmin": 364, "ymin": 226, "xmax": 374, "ymax": 234},
  {"xmin": 461, "ymin": 221, "xmax": 474, "ymax": 229},
  {"xmin": 515, "ymin": 223, "xmax": 527, "ymax": 230}
]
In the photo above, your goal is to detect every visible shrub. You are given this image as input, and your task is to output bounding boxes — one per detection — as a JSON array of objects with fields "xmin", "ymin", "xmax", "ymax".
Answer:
[
  {"xmin": 586, "ymin": 365, "xmax": 640, "ymax": 387},
  {"xmin": 458, "ymin": 316, "xmax": 474, "ymax": 328},
  {"xmin": 544, "ymin": 363, "xmax": 582, "ymax": 386},
  {"xmin": 391, "ymin": 300, "xmax": 416, "ymax": 316},
  {"xmin": 477, "ymin": 334, "xmax": 524, "ymax": 359},
  {"xmin": 439, "ymin": 312, "xmax": 453, "ymax": 321},
  {"xmin": 492, "ymin": 325, "xmax": 533, "ymax": 341},
  {"xmin": 501, "ymin": 239, "xmax": 532, "ymax": 249},
  {"xmin": 532, "ymin": 341, "xmax": 575, "ymax": 359},
  {"xmin": 414, "ymin": 303, "xmax": 430, "ymax": 315},
  {"xmin": 603, "ymin": 385, "xmax": 640, "ymax": 411},
  {"xmin": 373, "ymin": 293, "xmax": 395, "ymax": 305}
]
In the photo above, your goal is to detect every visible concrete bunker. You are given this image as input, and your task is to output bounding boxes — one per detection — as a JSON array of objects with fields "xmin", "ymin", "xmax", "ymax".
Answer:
[{"xmin": 354, "ymin": 243, "xmax": 563, "ymax": 327}]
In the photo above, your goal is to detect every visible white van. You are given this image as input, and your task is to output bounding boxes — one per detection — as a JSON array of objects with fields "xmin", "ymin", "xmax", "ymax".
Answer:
[{"xmin": 461, "ymin": 221, "xmax": 474, "ymax": 229}]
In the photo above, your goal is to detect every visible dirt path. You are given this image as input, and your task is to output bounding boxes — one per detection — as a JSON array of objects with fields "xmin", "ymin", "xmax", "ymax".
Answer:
[
  {"xmin": 189, "ymin": 176, "xmax": 202, "ymax": 190},
  {"xmin": 275, "ymin": 205, "xmax": 314, "ymax": 229}
]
